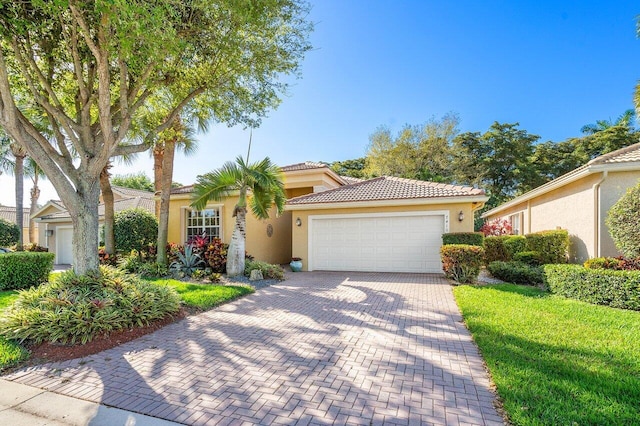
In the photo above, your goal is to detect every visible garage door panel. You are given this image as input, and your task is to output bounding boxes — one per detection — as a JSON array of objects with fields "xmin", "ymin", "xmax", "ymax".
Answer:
[{"xmin": 310, "ymin": 214, "xmax": 444, "ymax": 273}]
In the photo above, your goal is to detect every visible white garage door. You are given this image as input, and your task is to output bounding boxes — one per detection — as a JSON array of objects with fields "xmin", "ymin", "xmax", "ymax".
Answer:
[
  {"xmin": 309, "ymin": 212, "xmax": 447, "ymax": 273},
  {"xmin": 56, "ymin": 227, "xmax": 74, "ymax": 265}
]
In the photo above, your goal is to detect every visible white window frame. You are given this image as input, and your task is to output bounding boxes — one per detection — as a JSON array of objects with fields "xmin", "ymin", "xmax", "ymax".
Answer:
[
  {"xmin": 509, "ymin": 213, "xmax": 521, "ymax": 235},
  {"xmin": 183, "ymin": 206, "xmax": 223, "ymax": 244}
]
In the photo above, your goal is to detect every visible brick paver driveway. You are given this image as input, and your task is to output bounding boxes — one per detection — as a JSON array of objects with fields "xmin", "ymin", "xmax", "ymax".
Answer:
[{"xmin": 5, "ymin": 272, "xmax": 503, "ymax": 425}]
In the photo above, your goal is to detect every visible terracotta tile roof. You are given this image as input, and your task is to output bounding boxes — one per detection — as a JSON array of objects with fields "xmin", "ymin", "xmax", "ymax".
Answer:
[
  {"xmin": 39, "ymin": 197, "xmax": 154, "ymax": 220},
  {"xmin": 0, "ymin": 206, "xmax": 30, "ymax": 227},
  {"xmin": 589, "ymin": 141, "xmax": 640, "ymax": 165},
  {"xmin": 280, "ymin": 161, "xmax": 328, "ymax": 172},
  {"xmin": 340, "ymin": 175, "xmax": 365, "ymax": 184},
  {"xmin": 287, "ymin": 176, "xmax": 485, "ymax": 205},
  {"xmin": 170, "ymin": 185, "xmax": 194, "ymax": 195},
  {"xmin": 112, "ymin": 186, "xmax": 154, "ymax": 199}
]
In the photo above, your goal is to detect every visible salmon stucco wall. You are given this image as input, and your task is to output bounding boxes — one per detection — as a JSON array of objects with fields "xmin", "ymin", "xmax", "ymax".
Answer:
[
  {"xmin": 167, "ymin": 195, "xmax": 292, "ymax": 265},
  {"xmin": 290, "ymin": 202, "xmax": 477, "ymax": 271}
]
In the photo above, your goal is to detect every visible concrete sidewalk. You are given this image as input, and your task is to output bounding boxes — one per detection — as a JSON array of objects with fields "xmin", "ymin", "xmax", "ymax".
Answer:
[{"xmin": 0, "ymin": 379, "xmax": 180, "ymax": 426}]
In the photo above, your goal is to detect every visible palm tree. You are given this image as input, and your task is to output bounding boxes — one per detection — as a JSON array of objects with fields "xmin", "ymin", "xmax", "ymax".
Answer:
[
  {"xmin": 191, "ymin": 156, "xmax": 286, "ymax": 276},
  {"xmin": 24, "ymin": 158, "xmax": 46, "ymax": 244},
  {"xmin": 581, "ymin": 109, "xmax": 635, "ymax": 135}
]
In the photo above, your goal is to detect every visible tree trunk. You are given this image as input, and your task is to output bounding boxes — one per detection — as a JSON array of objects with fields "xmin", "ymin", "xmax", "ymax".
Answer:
[
  {"xmin": 156, "ymin": 138, "xmax": 176, "ymax": 266},
  {"xmin": 153, "ymin": 144, "xmax": 164, "ymax": 217},
  {"xmin": 226, "ymin": 207, "xmax": 246, "ymax": 276},
  {"xmin": 12, "ymin": 148, "xmax": 25, "ymax": 251},
  {"xmin": 100, "ymin": 164, "xmax": 115, "ymax": 254},
  {"xmin": 29, "ymin": 177, "xmax": 40, "ymax": 244},
  {"xmin": 70, "ymin": 181, "xmax": 101, "ymax": 274}
]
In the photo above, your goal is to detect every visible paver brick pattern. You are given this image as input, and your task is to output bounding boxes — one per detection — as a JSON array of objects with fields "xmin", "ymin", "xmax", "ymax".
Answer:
[{"xmin": 5, "ymin": 272, "xmax": 503, "ymax": 425}]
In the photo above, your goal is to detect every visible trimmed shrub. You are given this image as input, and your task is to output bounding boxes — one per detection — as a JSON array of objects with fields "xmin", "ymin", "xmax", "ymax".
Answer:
[
  {"xmin": 504, "ymin": 236, "xmax": 527, "ymax": 258},
  {"xmin": 0, "ymin": 252, "xmax": 54, "ymax": 290},
  {"xmin": 244, "ymin": 260, "xmax": 285, "ymax": 280},
  {"xmin": 606, "ymin": 181, "xmax": 640, "ymax": 258},
  {"xmin": 513, "ymin": 251, "xmax": 544, "ymax": 266},
  {"xmin": 484, "ymin": 235, "xmax": 525, "ymax": 263},
  {"xmin": 0, "ymin": 266, "xmax": 181, "ymax": 344},
  {"xmin": 488, "ymin": 261, "xmax": 544, "ymax": 285},
  {"xmin": 440, "ymin": 244, "xmax": 484, "ymax": 283},
  {"xmin": 0, "ymin": 218, "xmax": 19, "ymax": 247},
  {"xmin": 114, "ymin": 208, "xmax": 158, "ymax": 254},
  {"xmin": 525, "ymin": 230, "xmax": 569, "ymax": 264},
  {"xmin": 442, "ymin": 232, "xmax": 484, "ymax": 246},
  {"xmin": 544, "ymin": 264, "xmax": 640, "ymax": 311},
  {"xmin": 584, "ymin": 257, "xmax": 623, "ymax": 270}
]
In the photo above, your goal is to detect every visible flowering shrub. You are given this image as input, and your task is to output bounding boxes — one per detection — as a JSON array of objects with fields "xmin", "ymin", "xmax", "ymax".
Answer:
[
  {"xmin": 203, "ymin": 238, "xmax": 228, "ymax": 273},
  {"xmin": 480, "ymin": 218, "xmax": 512, "ymax": 236}
]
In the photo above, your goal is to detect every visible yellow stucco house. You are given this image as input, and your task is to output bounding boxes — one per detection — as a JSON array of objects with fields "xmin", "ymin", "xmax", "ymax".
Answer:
[
  {"xmin": 168, "ymin": 162, "xmax": 488, "ymax": 273},
  {"xmin": 482, "ymin": 142, "xmax": 640, "ymax": 263}
]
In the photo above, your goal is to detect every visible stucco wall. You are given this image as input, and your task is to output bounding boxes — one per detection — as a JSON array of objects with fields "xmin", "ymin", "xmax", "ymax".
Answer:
[
  {"xmin": 290, "ymin": 202, "xmax": 477, "ymax": 271},
  {"xmin": 167, "ymin": 195, "xmax": 292, "ymax": 265},
  {"xmin": 600, "ymin": 171, "xmax": 640, "ymax": 257}
]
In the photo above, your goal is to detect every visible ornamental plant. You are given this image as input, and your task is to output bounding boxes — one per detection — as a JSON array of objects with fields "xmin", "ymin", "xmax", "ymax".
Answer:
[
  {"xmin": 440, "ymin": 244, "xmax": 485, "ymax": 283},
  {"xmin": 480, "ymin": 218, "xmax": 512, "ymax": 237},
  {"xmin": 114, "ymin": 208, "xmax": 158, "ymax": 255},
  {"xmin": 0, "ymin": 218, "xmax": 19, "ymax": 247}
]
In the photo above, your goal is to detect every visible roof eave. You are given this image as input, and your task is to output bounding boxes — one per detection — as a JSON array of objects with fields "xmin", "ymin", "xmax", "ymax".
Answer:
[
  {"xmin": 481, "ymin": 160, "xmax": 640, "ymax": 218},
  {"xmin": 286, "ymin": 195, "xmax": 489, "ymax": 211}
]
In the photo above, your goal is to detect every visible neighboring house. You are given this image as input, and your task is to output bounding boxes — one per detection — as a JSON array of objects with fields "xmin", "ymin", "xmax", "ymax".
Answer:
[
  {"xmin": 0, "ymin": 205, "xmax": 34, "ymax": 244},
  {"xmin": 482, "ymin": 142, "xmax": 640, "ymax": 263},
  {"xmin": 33, "ymin": 187, "xmax": 154, "ymax": 264},
  {"xmin": 168, "ymin": 162, "xmax": 487, "ymax": 273}
]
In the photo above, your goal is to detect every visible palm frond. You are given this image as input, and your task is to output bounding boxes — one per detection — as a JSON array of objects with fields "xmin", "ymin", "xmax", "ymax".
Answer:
[{"xmin": 191, "ymin": 162, "xmax": 243, "ymax": 210}]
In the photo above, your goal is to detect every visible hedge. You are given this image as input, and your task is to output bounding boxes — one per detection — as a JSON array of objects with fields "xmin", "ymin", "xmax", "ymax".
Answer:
[
  {"xmin": 0, "ymin": 252, "xmax": 55, "ymax": 290},
  {"xmin": 513, "ymin": 251, "xmax": 543, "ymax": 266},
  {"xmin": 484, "ymin": 235, "xmax": 526, "ymax": 263},
  {"xmin": 525, "ymin": 230, "xmax": 569, "ymax": 264},
  {"xmin": 0, "ymin": 218, "xmax": 19, "ymax": 247},
  {"xmin": 442, "ymin": 232, "xmax": 484, "ymax": 246},
  {"xmin": 440, "ymin": 244, "xmax": 484, "ymax": 283},
  {"xmin": 488, "ymin": 261, "xmax": 544, "ymax": 285},
  {"xmin": 544, "ymin": 264, "xmax": 640, "ymax": 311}
]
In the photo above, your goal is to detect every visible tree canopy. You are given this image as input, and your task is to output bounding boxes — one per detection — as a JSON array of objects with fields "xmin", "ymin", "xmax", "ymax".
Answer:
[{"xmin": 0, "ymin": 0, "xmax": 312, "ymax": 273}]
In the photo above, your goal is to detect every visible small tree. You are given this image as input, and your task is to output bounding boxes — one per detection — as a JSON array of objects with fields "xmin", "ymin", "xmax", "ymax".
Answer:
[
  {"xmin": 114, "ymin": 209, "xmax": 158, "ymax": 255},
  {"xmin": 606, "ymin": 181, "xmax": 640, "ymax": 258},
  {"xmin": 0, "ymin": 218, "xmax": 19, "ymax": 247},
  {"xmin": 480, "ymin": 218, "xmax": 513, "ymax": 236}
]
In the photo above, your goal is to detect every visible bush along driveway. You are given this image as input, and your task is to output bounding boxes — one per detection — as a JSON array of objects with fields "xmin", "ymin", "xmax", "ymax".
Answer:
[{"xmin": 4, "ymin": 272, "xmax": 503, "ymax": 425}]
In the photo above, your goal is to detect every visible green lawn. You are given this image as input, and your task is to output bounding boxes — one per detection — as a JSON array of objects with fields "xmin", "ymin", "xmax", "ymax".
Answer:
[
  {"xmin": 0, "ymin": 290, "xmax": 29, "ymax": 370},
  {"xmin": 454, "ymin": 284, "xmax": 640, "ymax": 425},
  {"xmin": 148, "ymin": 279, "xmax": 254, "ymax": 310}
]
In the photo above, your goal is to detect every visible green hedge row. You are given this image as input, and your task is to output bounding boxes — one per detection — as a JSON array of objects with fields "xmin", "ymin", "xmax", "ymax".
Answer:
[
  {"xmin": 0, "ymin": 252, "xmax": 54, "ymax": 290},
  {"xmin": 440, "ymin": 244, "xmax": 484, "ymax": 283},
  {"xmin": 484, "ymin": 230, "xmax": 568, "ymax": 264},
  {"xmin": 488, "ymin": 261, "xmax": 544, "ymax": 285},
  {"xmin": 442, "ymin": 232, "xmax": 484, "ymax": 246},
  {"xmin": 544, "ymin": 264, "xmax": 640, "ymax": 311}
]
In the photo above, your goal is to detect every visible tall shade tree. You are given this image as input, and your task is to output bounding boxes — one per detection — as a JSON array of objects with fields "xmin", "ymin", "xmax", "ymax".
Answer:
[
  {"xmin": 191, "ymin": 156, "xmax": 286, "ymax": 276},
  {"xmin": 0, "ymin": 1, "xmax": 312, "ymax": 274},
  {"xmin": 24, "ymin": 157, "xmax": 46, "ymax": 244},
  {"xmin": 365, "ymin": 113, "xmax": 459, "ymax": 181},
  {"xmin": 111, "ymin": 172, "xmax": 155, "ymax": 192}
]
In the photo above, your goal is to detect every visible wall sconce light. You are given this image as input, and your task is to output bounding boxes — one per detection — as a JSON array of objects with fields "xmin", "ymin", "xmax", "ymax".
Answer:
[
  {"xmin": 46, "ymin": 229, "xmax": 54, "ymax": 237},
  {"xmin": 295, "ymin": 217, "xmax": 302, "ymax": 227},
  {"xmin": 458, "ymin": 211, "xmax": 464, "ymax": 222}
]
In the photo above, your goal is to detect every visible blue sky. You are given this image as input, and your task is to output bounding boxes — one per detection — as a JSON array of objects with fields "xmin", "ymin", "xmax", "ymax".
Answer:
[{"xmin": 2, "ymin": 0, "xmax": 640, "ymax": 206}]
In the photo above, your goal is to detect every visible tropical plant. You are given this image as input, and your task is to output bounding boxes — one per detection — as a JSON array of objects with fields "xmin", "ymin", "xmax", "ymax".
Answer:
[
  {"xmin": 24, "ymin": 158, "xmax": 46, "ymax": 244},
  {"xmin": 169, "ymin": 244, "xmax": 205, "ymax": 277},
  {"xmin": 191, "ymin": 156, "xmax": 286, "ymax": 276},
  {"xmin": 580, "ymin": 109, "xmax": 635, "ymax": 135}
]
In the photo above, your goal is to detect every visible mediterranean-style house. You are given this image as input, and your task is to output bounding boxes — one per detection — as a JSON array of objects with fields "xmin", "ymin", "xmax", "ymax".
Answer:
[
  {"xmin": 33, "ymin": 187, "xmax": 154, "ymax": 264},
  {"xmin": 168, "ymin": 162, "xmax": 488, "ymax": 273},
  {"xmin": 0, "ymin": 205, "xmax": 36, "ymax": 244},
  {"xmin": 482, "ymin": 142, "xmax": 640, "ymax": 263}
]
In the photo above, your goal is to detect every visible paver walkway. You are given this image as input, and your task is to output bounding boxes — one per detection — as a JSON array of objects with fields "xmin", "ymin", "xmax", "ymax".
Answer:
[{"xmin": 5, "ymin": 272, "xmax": 503, "ymax": 425}]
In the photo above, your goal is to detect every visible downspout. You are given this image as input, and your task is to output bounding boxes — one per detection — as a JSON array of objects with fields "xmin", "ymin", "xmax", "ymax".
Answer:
[
  {"xmin": 526, "ymin": 200, "xmax": 531, "ymax": 234},
  {"xmin": 593, "ymin": 171, "xmax": 608, "ymax": 258}
]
